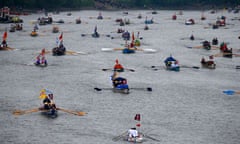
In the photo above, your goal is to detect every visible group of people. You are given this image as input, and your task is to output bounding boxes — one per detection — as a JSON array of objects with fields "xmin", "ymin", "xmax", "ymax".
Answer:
[
  {"xmin": 39, "ymin": 89, "xmax": 56, "ymax": 111},
  {"xmin": 35, "ymin": 48, "xmax": 47, "ymax": 66}
]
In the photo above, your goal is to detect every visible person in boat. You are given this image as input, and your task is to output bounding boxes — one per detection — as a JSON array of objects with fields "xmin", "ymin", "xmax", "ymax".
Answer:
[
  {"xmin": 144, "ymin": 24, "xmax": 149, "ymax": 30},
  {"xmin": 212, "ymin": 37, "xmax": 218, "ymax": 45},
  {"xmin": 114, "ymin": 59, "xmax": 124, "ymax": 71},
  {"xmin": 220, "ymin": 42, "xmax": 228, "ymax": 52},
  {"xmin": 128, "ymin": 127, "xmax": 138, "ymax": 138},
  {"xmin": 1, "ymin": 39, "xmax": 7, "ymax": 48},
  {"xmin": 39, "ymin": 93, "xmax": 56, "ymax": 111},
  {"xmin": 202, "ymin": 40, "xmax": 211, "ymax": 49},
  {"xmin": 122, "ymin": 31, "xmax": 130, "ymax": 40},
  {"xmin": 190, "ymin": 34, "xmax": 195, "ymax": 40},
  {"xmin": 111, "ymin": 71, "xmax": 128, "ymax": 88},
  {"xmin": 35, "ymin": 48, "xmax": 47, "ymax": 65},
  {"xmin": 93, "ymin": 26, "xmax": 99, "ymax": 37},
  {"xmin": 171, "ymin": 60, "xmax": 179, "ymax": 68}
]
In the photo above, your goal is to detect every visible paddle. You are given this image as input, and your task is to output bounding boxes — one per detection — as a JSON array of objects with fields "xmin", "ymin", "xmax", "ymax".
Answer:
[
  {"xmin": 143, "ymin": 134, "xmax": 161, "ymax": 142},
  {"xmin": 12, "ymin": 108, "xmax": 40, "ymax": 116},
  {"xmin": 223, "ymin": 90, "xmax": 240, "ymax": 95},
  {"xmin": 56, "ymin": 107, "xmax": 86, "ymax": 116},
  {"xmin": 236, "ymin": 66, "xmax": 240, "ymax": 69},
  {"xmin": 112, "ymin": 131, "xmax": 127, "ymax": 141},
  {"xmin": 102, "ymin": 68, "xmax": 135, "ymax": 72},
  {"xmin": 181, "ymin": 65, "xmax": 200, "ymax": 69},
  {"xmin": 101, "ymin": 47, "xmax": 156, "ymax": 53},
  {"xmin": 184, "ymin": 45, "xmax": 203, "ymax": 49},
  {"xmin": 94, "ymin": 87, "xmax": 152, "ymax": 92},
  {"xmin": 66, "ymin": 50, "xmax": 88, "ymax": 55}
]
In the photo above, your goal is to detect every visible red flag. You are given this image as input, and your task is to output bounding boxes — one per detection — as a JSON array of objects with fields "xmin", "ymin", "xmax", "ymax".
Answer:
[
  {"xmin": 58, "ymin": 32, "xmax": 63, "ymax": 41},
  {"xmin": 136, "ymin": 123, "xmax": 141, "ymax": 127},
  {"xmin": 134, "ymin": 114, "xmax": 141, "ymax": 121},
  {"xmin": 3, "ymin": 31, "xmax": 7, "ymax": 40},
  {"xmin": 132, "ymin": 32, "xmax": 135, "ymax": 41}
]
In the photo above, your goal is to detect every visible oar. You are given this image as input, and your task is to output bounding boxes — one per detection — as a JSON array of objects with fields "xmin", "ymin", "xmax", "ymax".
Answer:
[
  {"xmin": 102, "ymin": 68, "xmax": 135, "ymax": 72},
  {"xmin": 136, "ymin": 48, "xmax": 157, "ymax": 53},
  {"xmin": 130, "ymin": 87, "xmax": 152, "ymax": 91},
  {"xmin": 184, "ymin": 45, "xmax": 203, "ymax": 49},
  {"xmin": 101, "ymin": 48, "xmax": 124, "ymax": 51},
  {"xmin": 94, "ymin": 87, "xmax": 152, "ymax": 92},
  {"xmin": 56, "ymin": 107, "xmax": 86, "ymax": 116},
  {"xmin": 181, "ymin": 65, "xmax": 200, "ymax": 69},
  {"xmin": 112, "ymin": 131, "xmax": 127, "ymax": 141},
  {"xmin": 223, "ymin": 90, "xmax": 240, "ymax": 95},
  {"xmin": 66, "ymin": 50, "xmax": 88, "ymax": 55},
  {"xmin": 236, "ymin": 66, "xmax": 240, "ymax": 69},
  {"xmin": 144, "ymin": 134, "xmax": 161, "ymax": 142},
  {"xmin": 12, "ymin": 108, "xmax": 40, "ymax": 116}
]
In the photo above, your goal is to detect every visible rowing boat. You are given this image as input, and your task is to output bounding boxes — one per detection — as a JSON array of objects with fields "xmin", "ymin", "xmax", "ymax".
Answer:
[
  {"xmin": 39, "ymin": 107, "xmax": 58, "ymax": 118},
  {"xmin": 0, "ymin": 46, "xmax": 15, "ymax": 51},
  {"xmin": 113, "ymin": 87, "xmax": 129, "ymax": 94},
  {"xmin": 201, "ymin": 61, "xmax": 216, "ymax": 69}
]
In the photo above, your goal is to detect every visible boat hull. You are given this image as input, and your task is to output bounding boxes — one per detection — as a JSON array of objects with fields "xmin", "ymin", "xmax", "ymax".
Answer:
[{"xmin": 40, "ymin": 109, "xmax": 58, "ymax": 118}]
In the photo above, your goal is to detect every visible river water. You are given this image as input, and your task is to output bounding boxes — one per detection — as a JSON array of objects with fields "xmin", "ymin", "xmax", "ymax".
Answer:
[{"xmin": 0, "ymin": 10, "xmax": 240, "ymax": 144}]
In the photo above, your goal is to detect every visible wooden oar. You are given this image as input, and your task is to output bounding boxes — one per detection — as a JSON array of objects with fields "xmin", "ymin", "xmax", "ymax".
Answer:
[
  {"xmin": 112, "ymin": 131, "xmax": 127, "ymax": 141},
  {"xmin": 12, "ymin": 108, "xmax": 40, "ymax": 116},
  {"xmin": 181, "ymin": 65, "xmax": 200, "ymax": 69},
  {"xmin": 185, "ymin": 45, "xmax": 203, "ymax": 49},
  {"xmin": 94, "ymin": 87, "xmax": 152, "ymax": 92},
  {"xmin": 0, "ymin": 46, "xmax": 15, "ymax": 51},
  {"xmin": 223, "ymin": 90, "xmax": 240, "ymax": 95},
  {"xmin": 102, "ymin": 68, "xmax": 135, "ymax": 72},
  {"xmin": 56, "ymin": 107, "xmax": 86, "ymax": 116},
  {"xmin": 144, "ymin": 134, "xmax": 161, "ymax": 142},
  {"xmin": 66, "ymin": 50, "xmax": 87, "ymax": 55}
]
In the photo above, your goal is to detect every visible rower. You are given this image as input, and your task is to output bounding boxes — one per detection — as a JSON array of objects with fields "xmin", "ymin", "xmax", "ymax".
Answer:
[
  {"xmin": 114, "ymin": 59, "xmax": 124, "ymax": 70},
  {"xmin": 128, "ymin": 127, "xmax": 138, "ymax": 138}
]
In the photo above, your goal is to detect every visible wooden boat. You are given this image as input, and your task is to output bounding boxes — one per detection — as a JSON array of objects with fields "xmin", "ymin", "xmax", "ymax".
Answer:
[
  {"xmin": 39, "ymin": 107, "xmax": 58, "ymax": 118},
  {"xmin": 112, "ymin": 87, "xmax": 129, "ymax": 94},
  {"xmin": 92, "ymin": 32, "xmax": 100, "ymax": 38},
  {"xmin": 76, "ymin": 18, "xmax": 81, "ymax": 24},
  {"xmin": 201, "ymin": 61, "xmax": 216, "ymax": 69},
  {"xmin": 52, "ymin": 26, "xmax": 59, "ymax": 33},
  {"xmin": 123, "ymin": 133, "xmax": 144, "ymax": 143},
  {"xmin": 202, "ymin": 41, "xmax": 211, "ymax": 50},
  {"xmin": 30, "ymin": 31, "xmax": 38, "ymax": 37},
  {"xmin": 0, "ymin": 46, "xmax": 14, "ymax": 51},
  {"xmin": 122, "ymin": 48, "xmax": 135, "ymax": 54},
  {"xmin": 34, "ymin": 62, "xmax": 47, "ymax": 67},
  {"xmin": 52, "ymin": 45, "xmax": 66, "ymax": 56},
  {"xmin": 164, "ymin": 56, "xmax": 180, "ymax": 71}
]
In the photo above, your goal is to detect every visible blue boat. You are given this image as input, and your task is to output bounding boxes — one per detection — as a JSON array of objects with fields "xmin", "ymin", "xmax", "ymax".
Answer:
[
  {"xmin": 122, "ymin": 48, "xmax": 135, "ymax": 54},
  {"xmin": 164, "ymin": 56, "xmax": 180, "ymax": 72}
]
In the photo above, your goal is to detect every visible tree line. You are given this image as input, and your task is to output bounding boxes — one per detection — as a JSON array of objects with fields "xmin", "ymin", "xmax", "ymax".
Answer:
[{"xmin": 0, "ymin": 0, "xmax": 239, "ymax": 10}]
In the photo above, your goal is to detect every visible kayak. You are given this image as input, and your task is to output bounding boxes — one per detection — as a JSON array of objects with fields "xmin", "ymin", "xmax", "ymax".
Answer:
[{"xmin": 122, "ymin": 48, "xmax": 135, "ymax": 54}]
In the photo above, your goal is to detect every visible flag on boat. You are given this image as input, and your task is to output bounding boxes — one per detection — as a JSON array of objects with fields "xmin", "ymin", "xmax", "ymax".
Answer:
[
  {"xmin": 132, "ymin": 32, "xmax": 135, "ymax": 41},
  {"xmin": 58, "ymin": 32, "xmax": 63, "ymax": 41},
  {"xmin": 134, "ymin": 114, "xmax": 141, "ymax": 121},
  {"xmin": 2, "ymin": 31, "xmax": 7, "ymax": 40},
  {"xmin": 39, "ymin": 89, "xmax": 47, "ymax": 99},
  {"xmin": 136, "ymin": 123, "xmax": 141, "ymax": 127}
]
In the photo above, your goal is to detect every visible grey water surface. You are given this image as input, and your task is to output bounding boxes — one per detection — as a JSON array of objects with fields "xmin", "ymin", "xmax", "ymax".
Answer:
[{"xmin": 0, "ymin": 10, "xmax": 240, "ymax": 144}]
